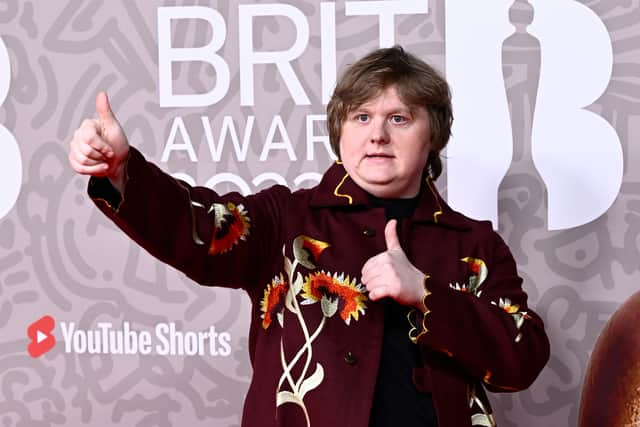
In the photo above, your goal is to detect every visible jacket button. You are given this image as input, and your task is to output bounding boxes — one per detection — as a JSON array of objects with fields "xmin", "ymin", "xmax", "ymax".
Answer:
[
  {"xmin": 362, "ymin": 228, "xmax": 376, "ymax": 237},
  {"xmin": 344, "ymin": 351, "xmax": 357, "ymax": 365}
]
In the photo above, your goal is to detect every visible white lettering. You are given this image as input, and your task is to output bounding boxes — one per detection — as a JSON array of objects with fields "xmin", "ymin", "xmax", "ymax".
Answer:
[
  {"xmin": 252, "ymin": 172, "xmax": 288, "ymax": 188},
  {"xmin": 58, "ymin": 321, "xmax": 229, "ymax": 356},
  {"xmin": 167, "ymin": 114, "xmax": 335, "ymax": 163},
  {"xmin": 218, "ymin": 332, "xmax": 232, "ymax": 357},
  {"xmin": 60, "ymin": 321, "xmax": 75, "ymax": 353},
  {"xmin": 205, "ymin": 173, "xmax": 253, "ymax": 196},
  {"xmin": 183, "ymin": 331, "xmax": 200, "ymax": 356},
  {"xmin": 203, "ymin": 115, "xmax": 255, "ymax": 162},
  {"xmin": 155, "ymin": 323, "xmax": 170, "ymax": 355},
  {"xmin": 208, "ymin": 326, "xmax": 219, "ymax": 356},
  {"xmin": 176, "ymin": 171, "xmax": 322, "ymax": 193},
  {"xmin": 73, "ymin": 329, "xmax": 87, "ymax": 353},
  {"xmin": 161, "ymin": 117, "xmax": 198, "ymax": 162},
  {"xmin": 294, "ymin": 172, "xmax": 323, "ymax": 188},
  {"xmin": 122, "ymin": 322, "xmax": 139, "ymax": 354},
  {"xmin": 239, "ymin": 4, "xmax": 310, "ymax": 106},
  {"xmin": 139, "ymin": 332, "xmax": 153, "ymax": 355},
  {"xmin": 320, "ymin": 3, "xmax": 337, "ymax": 104},
  {"xmin": 345, "ymin": 0, "xmax": 429, "ymax": 47},
  {"xmin": 157, "ymin": 6, "xmax": 230, "ymax": 107},
  {"xmin": 260, "ymin": 115, "xmax": 297, "ymax": 161},
  {"xmin": 306, "ymin": 114, "xmax": 335, "ymax": 161}
]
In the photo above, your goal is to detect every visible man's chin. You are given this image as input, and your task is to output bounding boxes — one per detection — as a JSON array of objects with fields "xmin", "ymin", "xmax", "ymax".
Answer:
[{"xmin": 362, "ymin": 182, "xmax": 406, "ymax": 198}]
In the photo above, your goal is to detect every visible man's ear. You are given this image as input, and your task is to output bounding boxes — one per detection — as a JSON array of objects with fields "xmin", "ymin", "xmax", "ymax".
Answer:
[{"xmin": 426, "ymin": 150, "xmax": 443, "ymax": 181}]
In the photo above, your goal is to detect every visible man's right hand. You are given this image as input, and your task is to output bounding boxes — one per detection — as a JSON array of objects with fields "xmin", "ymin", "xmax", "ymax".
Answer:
[{"xmin": 68, "ymin": 91, "xmax": 130, "ymax": 193}]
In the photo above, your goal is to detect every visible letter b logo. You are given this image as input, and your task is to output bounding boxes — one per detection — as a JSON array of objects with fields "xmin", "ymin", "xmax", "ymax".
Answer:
[
  {"xmin": 0, "ymin": 37, "xmax": 22, "ymax": 221},
  {"xmin": 528, "ymin": 0, "xmax": 622, "ymax": 230},
  {"xmin": 446, "ymin": 1, "xmax": 622, "ymax": 230}
]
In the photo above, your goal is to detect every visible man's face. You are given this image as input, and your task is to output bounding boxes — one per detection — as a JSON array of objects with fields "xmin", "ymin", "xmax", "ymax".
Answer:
[{"xmin": 339, "ymin": 85, "xmax": 431, "ymax": 199}]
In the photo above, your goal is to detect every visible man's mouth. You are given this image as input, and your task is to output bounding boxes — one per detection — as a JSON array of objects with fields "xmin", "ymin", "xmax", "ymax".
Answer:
[{"xmin": 366, "ymin": 153, "xmax": 393, "ymax": 158}]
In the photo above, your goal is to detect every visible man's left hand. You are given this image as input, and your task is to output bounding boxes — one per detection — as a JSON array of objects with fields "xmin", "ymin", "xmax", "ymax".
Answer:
[{"xmin": 361, "ymin": 219, "xmax": 428, "ymax": 310}]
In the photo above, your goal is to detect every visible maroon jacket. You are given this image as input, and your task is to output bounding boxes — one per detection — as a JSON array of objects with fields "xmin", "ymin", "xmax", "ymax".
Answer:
[{"xmin": 90, "ymin": 147, "xmax": 550, "ymax": 427}]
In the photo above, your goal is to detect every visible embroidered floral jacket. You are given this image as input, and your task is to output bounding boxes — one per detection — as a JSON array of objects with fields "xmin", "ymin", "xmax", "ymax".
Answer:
[{"xmin": 89, "ymin": 147, "xmax": 550, "ymax": 427}]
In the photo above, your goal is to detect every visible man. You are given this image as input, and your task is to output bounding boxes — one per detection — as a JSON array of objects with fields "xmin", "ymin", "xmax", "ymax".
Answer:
[{"xmin": 69, "ymin": 46, "xmax": 549, "ymax": 427}]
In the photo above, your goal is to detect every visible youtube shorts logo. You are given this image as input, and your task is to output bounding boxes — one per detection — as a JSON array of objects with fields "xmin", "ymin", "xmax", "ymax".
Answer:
[{"xmin": 28, "ymin": 315, "xmax": 56, "ymax": 357}]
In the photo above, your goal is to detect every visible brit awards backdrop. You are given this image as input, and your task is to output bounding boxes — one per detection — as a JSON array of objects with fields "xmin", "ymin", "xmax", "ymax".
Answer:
[{"xmin": 0, "ymin": 1, "xmax": 638, "ymax": 426}]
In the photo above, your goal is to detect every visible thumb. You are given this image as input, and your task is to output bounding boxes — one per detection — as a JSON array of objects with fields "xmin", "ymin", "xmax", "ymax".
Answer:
[
  {"xmin": 384, "ymin": 219, "xmax": 401, "ymax": 251},
  {"xmin": 95, "ymin": 91, "xmax": 115, "ymax": 124}
]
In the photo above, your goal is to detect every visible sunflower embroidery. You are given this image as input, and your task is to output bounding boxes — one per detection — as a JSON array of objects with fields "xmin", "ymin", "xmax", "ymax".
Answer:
[
  {"xmin": 301, "ymin": 271, "xmax": 368, "ymax": 325},
  {"xmin": 272, "ymin": 235, "xmax": 368, "ymax": 426},
  {"xmin": 208, "ymin": 202, "xmax": 250, "ymax": 255},
  {"xmin": 260, "ymin": 274, "xmax": 289, "ymax": 329},
  {"xmin": 492, "ymin": 297, "xmax": 530, "ymax": 342}
]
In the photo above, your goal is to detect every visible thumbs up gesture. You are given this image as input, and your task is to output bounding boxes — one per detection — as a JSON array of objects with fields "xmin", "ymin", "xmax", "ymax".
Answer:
[
  {"xmin": 68, "ymin": 92, "xmax": 129, "ymax": 191},
  {"xmin": 361, "ymin": 219, "xmax": 428, "ymax": 310}
]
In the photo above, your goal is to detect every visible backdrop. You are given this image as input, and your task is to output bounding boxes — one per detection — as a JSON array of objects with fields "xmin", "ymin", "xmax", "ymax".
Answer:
[{"xmin": 1, "ymin": 1, "xmax": 638, "ymax": 426}]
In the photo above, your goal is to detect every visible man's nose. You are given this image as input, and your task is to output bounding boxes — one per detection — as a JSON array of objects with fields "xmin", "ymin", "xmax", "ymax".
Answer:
[{"xmin": 369, "ymin": 119, "xmax": 390, "ymax": 144}]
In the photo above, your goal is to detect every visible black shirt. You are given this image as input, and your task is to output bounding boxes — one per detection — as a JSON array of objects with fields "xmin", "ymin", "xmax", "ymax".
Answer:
[{"xmin": 368, "ymin": 194, "xmax": 438, "ymax": 427}]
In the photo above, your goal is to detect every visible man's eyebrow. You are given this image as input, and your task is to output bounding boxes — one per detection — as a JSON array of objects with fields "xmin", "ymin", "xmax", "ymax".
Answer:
[{"xmin": 352, "ymin": 103, "xmax": 371, "ymax": 110}]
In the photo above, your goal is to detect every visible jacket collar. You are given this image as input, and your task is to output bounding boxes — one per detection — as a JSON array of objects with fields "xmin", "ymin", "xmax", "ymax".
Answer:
[{"xmin": 309, "ymin": 162, "xmax": 472, "ymax": 230}]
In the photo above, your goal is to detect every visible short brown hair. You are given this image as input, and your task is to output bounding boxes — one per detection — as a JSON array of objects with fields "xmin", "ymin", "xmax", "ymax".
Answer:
[{"xmin": 326, "ymin": 46, "xmax": 453, "ymax": 180}]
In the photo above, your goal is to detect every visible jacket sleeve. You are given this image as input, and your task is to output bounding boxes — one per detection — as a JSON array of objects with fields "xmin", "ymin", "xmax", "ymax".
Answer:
[
  {"xmin": 88, "ymin": 146, "xmax": 287, "ymax": 292},
  {"xmin": 411, "ymin": 224, "xmax": 550, "ymax": 392}
]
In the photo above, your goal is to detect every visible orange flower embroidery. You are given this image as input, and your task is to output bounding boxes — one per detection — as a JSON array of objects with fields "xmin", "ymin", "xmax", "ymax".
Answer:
[
  {"xmin": 494, "ymin": 297, "xmax": 519, "ymax": 314},
  {"xmin": 466, "ymin": 257, "xmax": 483, "ymax": 275},
  {"xmin": 208, "ymin": 202, "xmax": 250, "ymax": 255},
  {"xmin": 301, "ymin": 271, "xmax": 367, "ymax": 325},
  {"xmin": 449, "ymin": 282, "xmax": 472, "ymax": 293},
  {"xmin": 450, "ymin": 257, "xmax": 487, "ymax": 297},
  {"xmin": 274, "ymin": 235, "xmax": 366, "ymax": 422},
  {"xmin": 260, "ymin": 274, "xmax": 288, "ymax": 329},
  {"xmin": 293, "ymin": 235, "xmax": 330, "ymax": 269},
  {"xmin": 492, "ymin": 297, "xmax": 530, "ymax": 343}
]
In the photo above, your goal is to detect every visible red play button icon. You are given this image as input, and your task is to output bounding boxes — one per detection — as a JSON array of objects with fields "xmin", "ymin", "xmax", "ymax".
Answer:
[{"xmin": 27, "ymin": 315, "xmax": 56, "ymax": 357}]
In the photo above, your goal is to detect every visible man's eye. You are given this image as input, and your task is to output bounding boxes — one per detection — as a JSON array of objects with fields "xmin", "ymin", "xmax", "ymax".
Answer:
[
  {"xmin": 356, "ymin": 114, "xmax": 369, "ymax": 122},
  {"xmin": 390, "ymin": 115, "xmax": 407, "ymax": 124}
]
